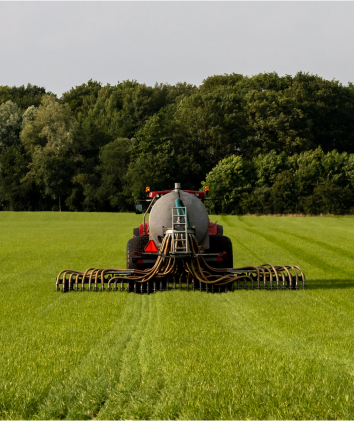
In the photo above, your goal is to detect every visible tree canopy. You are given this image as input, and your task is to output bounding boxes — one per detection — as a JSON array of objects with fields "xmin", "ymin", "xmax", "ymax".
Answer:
[{"xmin": 1, "ymin": 72, "xmax": 354, "ymax": 214}]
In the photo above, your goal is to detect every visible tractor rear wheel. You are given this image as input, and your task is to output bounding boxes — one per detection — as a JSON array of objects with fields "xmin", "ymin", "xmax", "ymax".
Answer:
[
  {"xmin": 208, "ymin": 235, "xmax": 233, "ymax": 269},
  {"xmin": 126, "ymin": 235, "xmax": 149, "ymax": 269}
]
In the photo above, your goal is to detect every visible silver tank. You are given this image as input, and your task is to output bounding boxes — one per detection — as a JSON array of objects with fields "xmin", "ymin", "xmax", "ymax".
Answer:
[{"xmin": 148, "ymin": 187, "xmax": 210, "ymax": 248}]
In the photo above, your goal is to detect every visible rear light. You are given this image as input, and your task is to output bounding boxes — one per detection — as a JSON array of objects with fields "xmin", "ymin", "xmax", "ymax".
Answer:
[
  {"xmin": 144, "ymin": 240, "xmax": 159, "ymax": 253},
  {"xmin": 139, "ymin": 222, "xmax": 149, "ymax": 235},
  {"xmin": 138, "ymin": 259, "xmax": 144, "ymax": 264},
  {"xmin": 217, "ymin": 252, "xmax": 223, "ymax": 262}
]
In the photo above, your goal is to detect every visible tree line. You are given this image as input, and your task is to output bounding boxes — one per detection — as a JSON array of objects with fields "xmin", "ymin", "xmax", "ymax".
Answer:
[
  {"xmin": 204, "ymin": 148, "xmax": 354, "ymax": 215},
  {"xmin": 1, "ymin": 72, "xmax": 354, "ymax": 214}
]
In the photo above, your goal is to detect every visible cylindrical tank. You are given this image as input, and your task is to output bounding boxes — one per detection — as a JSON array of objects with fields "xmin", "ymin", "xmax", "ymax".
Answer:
[{"xmin": 149, "ymin": 189, "xmax": 209, "ymax": 246}]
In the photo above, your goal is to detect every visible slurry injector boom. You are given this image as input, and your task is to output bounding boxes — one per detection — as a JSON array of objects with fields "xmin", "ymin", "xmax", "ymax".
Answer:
[{"xmin": 56, "ymin": 183, "xmax": 305, "ymax": 293}]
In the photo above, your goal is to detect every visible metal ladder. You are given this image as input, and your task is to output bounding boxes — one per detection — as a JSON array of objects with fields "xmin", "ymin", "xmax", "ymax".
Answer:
[{"xmin": 171, "ymin": 206, "xmax": 189, "ymax": 254}]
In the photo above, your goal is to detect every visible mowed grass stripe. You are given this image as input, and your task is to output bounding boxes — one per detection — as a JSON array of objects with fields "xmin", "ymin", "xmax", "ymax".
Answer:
[
  {"xmin": 101, "ymin": 292, "xmax": 354, "ymax": 420},
  {"xmin": 242, "ymin": 226, "xmax": 353, "ymax": 278},
  {"xmin": 97, "ymin": 295, "xmax": 165, "ymax": 420},
  {"xmin": 220, "ymin": 215, "xmax": 354, "ymax": 282},
  {"xmin": 35, "ymin": 295, "xmax": 146, "ymax": 420},
  {"xmin": 50, "ymin": 292, "xmax": 354, "ymax": 419},
  {"xmin": 222, "ymin": 292, "xmax": 354, "ymax": 365},
  {"xmin": 0, "ymin": 213, "xmax": 138, "ymax": 419},
  {"xmin": 219, "ymin": 215, "xmax": 270, "ymax": 265},
  {"xmin": 222, "ymin": 216, "xmax": 311, "ymax": 269},
  {"xmin": 220, "ymin": 214, "xmax": 308, "ymax": 265},
  {"xmin": 1, "ymin": 213, "xmax": 354, "ymax": 419},
  {"xmin": 265, "ymin": 227, "xmax": 354, "ymax": 263},
  {"xmin": 0, "ymin": 294, "xmax": 129, "ymax": 419}
]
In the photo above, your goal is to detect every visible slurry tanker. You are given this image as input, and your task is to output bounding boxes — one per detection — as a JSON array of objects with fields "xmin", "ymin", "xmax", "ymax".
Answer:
[{"xmin": 56, "ymin": 183, "xmax": 305, "ymax": 293}]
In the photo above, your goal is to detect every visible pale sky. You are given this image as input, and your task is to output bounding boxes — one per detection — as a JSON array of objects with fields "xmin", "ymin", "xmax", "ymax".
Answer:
[{"xmin": 1, "ymin": 1, "xmax": 353, "ymax": 97}]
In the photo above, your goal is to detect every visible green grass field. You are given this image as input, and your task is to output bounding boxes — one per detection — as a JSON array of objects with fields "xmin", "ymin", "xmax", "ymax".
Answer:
[{"xmin": 1, "ymin": 212, "xmax": 354, "ymax": 420}]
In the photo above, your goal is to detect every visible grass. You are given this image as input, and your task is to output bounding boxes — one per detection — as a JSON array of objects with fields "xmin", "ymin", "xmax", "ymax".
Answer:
[{"xmin": 0, "ymin": 212, "xmax": 354, "ymax": 420}]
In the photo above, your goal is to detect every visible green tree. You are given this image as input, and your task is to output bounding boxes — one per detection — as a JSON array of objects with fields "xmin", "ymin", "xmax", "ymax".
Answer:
[
  {"xmin": 200, "ymin": 72, "xmax": 354, "ymax": 156},
  {"xmin": 270, "ymin": 170, "xmax": 296, "ymax": 214},
  {"xmin": 0, "ymin": 145, "xmax": 36, "ymax": 211},
  {"xmin": 60, "ymin": 80, "xmax": 102, "ymax": 118},
  {"xmin": 0, "ymin": 101, "xmax": 22, "ymax": 151},
  {"xmin": 73, "ymin": 138, "xmax": 134, "ymax": 211},
  {"xmin": 61, "ymin": 80, "xmax": 189, "ymax": 144},
  {"xmin": 312, "ymin": 179, "xmax": 354, "ymax": 214},
  {"xmin": 0, "ymin": 84, "xmax": 52, "ymax": 110},
  {"xmin": 97, "ymin": 138, "xmax": 134, "ymax": 210},
  {"xmin": 203, "ymin": 155, "xmax": 256, "ymax": 214},
  {"xmin": 0, "ymin": 101, "xmax": 37, "ymax": 210},
  {"xmin": 127, "ymin": 104, "xmax": 179, "ymax": 198},
  {"xmin": 21, "ymin": 96, "xmax": 79, "ymax": 211},
  {"xmin": 203, "ymin": 147, "xmax": 354, "ymax": 215},
  {"xmin": 242, "ymin": 72, "xmax": 354, "ymax": 155},
  {"xmin": 253, "ymin": 150, "xmax": 288, "ymax": 188},
  {"xmin": 174, "ymin": 86, "xmax": 248, "ymax": 168}
]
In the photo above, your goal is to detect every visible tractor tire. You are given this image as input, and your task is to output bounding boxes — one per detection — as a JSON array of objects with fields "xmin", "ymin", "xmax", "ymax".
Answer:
[
  {"xmin": 208, "ymin": 235, "xmax": 233, "ymax": 269},
  {"xmin": 126, "ymin": 235, "xmax": 149, "ymax": 270}
]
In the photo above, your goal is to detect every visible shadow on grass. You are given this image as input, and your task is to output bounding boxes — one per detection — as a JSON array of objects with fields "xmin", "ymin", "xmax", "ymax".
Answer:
[{"xmin": 307, "ymin": 279, "xmax": 354, "ymax": 290}]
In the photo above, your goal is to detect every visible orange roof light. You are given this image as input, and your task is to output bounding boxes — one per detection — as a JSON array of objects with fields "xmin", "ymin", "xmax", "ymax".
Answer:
[
  {"xmin": 204, "ymin": 186, "xmax": 209, "ymax": 192},
  {"xmin": 146, "ymin": 186, "xmax": 150, "ymax": 193}
]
